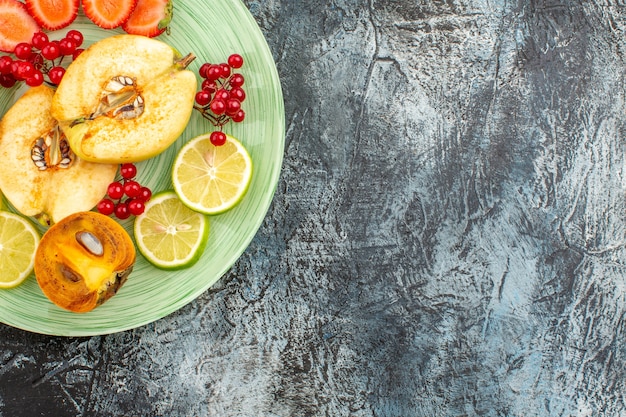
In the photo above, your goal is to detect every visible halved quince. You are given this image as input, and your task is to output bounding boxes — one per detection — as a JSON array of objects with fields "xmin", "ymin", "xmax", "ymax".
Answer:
[
  {"xmin": 34, "ymin": 211, "xmax": 136, "ymax": 313},
  {"xmin": 0, "ymin": 85, "xmax": 118, "ymax": 225},
  {"xmin": 51, "ymin": 34, "xmax": 197, "ymax": 164}
]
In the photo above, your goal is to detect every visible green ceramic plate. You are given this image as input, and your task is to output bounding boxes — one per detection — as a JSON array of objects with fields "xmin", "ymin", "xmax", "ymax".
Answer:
[{"xmin": 0, "ymin": 0, "xmax": 284, "ymax": 336}]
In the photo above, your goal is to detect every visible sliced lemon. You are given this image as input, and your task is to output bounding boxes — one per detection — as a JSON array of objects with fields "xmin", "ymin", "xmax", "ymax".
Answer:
[
  {"xmin": 134, "ymin": 191, "xmax": 209, "ymax": 270},
  {"xmin": 0, "ymin": 211, "xmax": 40, "ymax": 288},
  {"xmin": 172, "ymin": 133, "xmax": 253, "ymax": 215}
]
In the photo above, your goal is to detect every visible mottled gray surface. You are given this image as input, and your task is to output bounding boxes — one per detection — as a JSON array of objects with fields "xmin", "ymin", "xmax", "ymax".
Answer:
[{"xmin": 2, "ymin": 1, "xmax": 626, "ymax": 416}]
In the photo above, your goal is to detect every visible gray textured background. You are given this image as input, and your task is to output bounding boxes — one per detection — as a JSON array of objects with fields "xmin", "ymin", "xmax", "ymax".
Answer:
[{"xmin": 2, "ymin": 0, "xmax": 626, "ymax": 416}]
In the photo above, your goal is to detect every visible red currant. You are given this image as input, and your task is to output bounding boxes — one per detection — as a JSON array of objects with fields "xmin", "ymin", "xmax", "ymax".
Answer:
[
  {"xmin": 120, "ymin": 163, "xmax": 137, "ymax": 179},
  {"xmin": 137, "ymin": 186, "xmax": 152, "ymax": 202},
  {"xmin": 210, "ymin": 131, "xmax": 227, "ymax": 146},
  {"xmin": 127, "ymin": 199, "xmax": 145, "ymax": 216},
  {"xmin": 123, "ymin": 180, "xmax": 141, "ymax": 198},
  {"xmin": 41, "ymin": 41, "xmax": 61, "ymax": 60},
  {"xmin": 13, "ymin": 61, "xmax": 35, "ymax": 80},
  {"xmin": 31, "ymin": 32, "xmax": 49, "ymax": 49},
  {"xmin": 72, "ymin": 48, "xmax": 84, "ymax": 60},
  {"xmin": 231, "ymin": 109, "xmax": 245, "ymax": 123},
  {"xmin": 210, "ymin": 98, "xmax": 226, "ymax": 115},
  {"xmin": 25, "ymin": 70, "xmax": 44, "ymax": 87},
  {"xmin": 107, "ymin": 181, "xmax": 124, "ymax": 200},
  {"xmin": 229, "ymin": 73, "xmax": 245, "ymax": 88},
  {"xmin": 225, "ymin": 98, "xmax": 241, "ymax": 116},
  {"xmin": 114, "ymin": 202, "xmax": 131, "ymax": 219},
  {"xmin": 66, "ymin": 30, "xmax": 84, "ymax": 47},
  {"xmin": 195, "ymin": 90, "xmax": 211, "ymax": 106},
  {"xmin": 14, "ymin": 43, "xmax": 33, "ymax": 60},
  {"xmin": 227, "ymin": 53, "xmax": 244, "ymax": 68},
  {"xmin": 220, "ymin": 63, "xmax": 231, "ymax": 78},
  {"xmin": 199, "ymin": 62, "xmax": 211, "ymax": 78},
  {"xmin": 214, "ymin": 89, "xmax": 229, "ymax": 101},
  {"xmin": 206, "ymin": 64, "xmax": 222, "ymax": 81},
  {"xmin": 97, "ymin": 199, "xmax": 115, "ymax": 215},
  {"xmin": 0, "ymin": 74, "xmax": 16, "ymax": 88},
  {"xmin": 0, "ymin": 56, "xmax": 12, "ymax": 75},
  {"xmin": 59, "ymin": 38, "xmax": 77, "ymax": 56},
  {"xmin": 48, "ymin": 66, "xmax": 66, "ymax": 85},
  {"xmin": 230, "ymin": 87, "xmax": 246, "ymax": 102}
]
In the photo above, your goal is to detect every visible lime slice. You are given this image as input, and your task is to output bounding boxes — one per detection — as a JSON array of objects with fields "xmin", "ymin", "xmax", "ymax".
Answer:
[
  {"xmin": 172, "ymin": 133, "xmax": 253, "ymax": 215},
  {"xmin": 0, "ymin": 211, "xmax": 40, "ymax": 288},
  {"xmin": 134, "ymin": 191, "xmax": 209, "ymax": 270}
]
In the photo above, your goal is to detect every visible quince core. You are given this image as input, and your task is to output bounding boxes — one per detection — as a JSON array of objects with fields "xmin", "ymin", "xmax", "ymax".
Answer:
[{"xmin": 51, "ymin": 34, "xmax": 197, "ymax": 164}]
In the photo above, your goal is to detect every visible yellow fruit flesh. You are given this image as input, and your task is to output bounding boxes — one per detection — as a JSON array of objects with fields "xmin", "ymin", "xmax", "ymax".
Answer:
[
  {"xmin": 63, "ymin": 69, "xmax": 196, "ymax": 163},
  {"xmin": 173, "ymin": 134, "xmax": 252, "ymax": 215},
  {"xmin": 52, "ymin": 35, "xmax": 175, "ymax": 120},
  {"xmin": 52, "ymin": 34, "xmax": 197, "ymax": 164},
  {"xmin": 56, "ymin": 244, "xmax": 116, "ymax": 292},
  {"xmin": 35, "ymin": 211, "xmax": 136, "ymax": 312},
  {"xmin": 0, "ymin": 211, "xmax": 39, "ymax": 288},
  {"xmin": 0, "ymin": 86, "xmax": 117, "ymax": 224},
  {"xmin": 134, "ymin": 192, "xmax": 209, "ymax": 269}
]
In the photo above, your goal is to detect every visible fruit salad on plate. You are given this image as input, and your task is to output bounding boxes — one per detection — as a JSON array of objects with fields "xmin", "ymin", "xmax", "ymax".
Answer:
[{"xmin": 0, "ymin": 0, "xmax": 253, "ymax": 313}]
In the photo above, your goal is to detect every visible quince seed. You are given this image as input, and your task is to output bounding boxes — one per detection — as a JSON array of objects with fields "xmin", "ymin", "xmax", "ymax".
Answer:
[{"xmin": 91, "ymin": 75, "xmax": 144, "ymax": 121}]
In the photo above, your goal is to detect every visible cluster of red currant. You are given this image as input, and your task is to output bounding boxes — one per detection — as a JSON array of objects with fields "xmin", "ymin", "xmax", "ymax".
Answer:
[
  {"xmin": 97, "ymin": 163, "xmax": 152, "ymax": 219},
  {"xmin": 194, "ymin": 53, "xmax": 246, "ymax": 146},
  {"xmin": 0, "ymin": 30, "xmax": 84, "ymax": 88}
]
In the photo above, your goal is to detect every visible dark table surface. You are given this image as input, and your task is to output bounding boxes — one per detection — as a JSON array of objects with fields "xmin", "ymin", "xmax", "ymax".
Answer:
[{"xmin": 2, "ymin": 1, "xmax": 626, "ymax": 416}]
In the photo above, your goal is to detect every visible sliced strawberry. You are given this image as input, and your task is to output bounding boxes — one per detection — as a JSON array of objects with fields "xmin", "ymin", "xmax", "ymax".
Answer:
[
  {"xmin": 82, "ymin": 0, "xmax": 137, "ymax": 29},
  {"xmin": 0, "ymin": 0, "xmax": 40, "ymax": 53},
  {"xmin": 122, "ymin": 0, "xmax": 172, "ymax": 38},
  {"xmin": 25, "ymin": 0, "xmax": 78, "ymax": 31}
]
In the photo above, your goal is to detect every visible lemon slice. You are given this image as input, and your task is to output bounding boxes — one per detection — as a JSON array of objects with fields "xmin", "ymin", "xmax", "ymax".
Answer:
[
  {"xmin": 134, "ymin": 191, "xmax": 209, "ymax": 270},
  {"xmin": 0, "ymin": 211, "xmax": 40, "ymax": 288},
  {"xmin": 172, "ymin": 133, "xmax": 253, "ymax": 215}
]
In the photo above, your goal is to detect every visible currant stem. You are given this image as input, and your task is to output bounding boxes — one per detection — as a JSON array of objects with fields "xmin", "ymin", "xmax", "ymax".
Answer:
[{"xmin": 193, "ymin": 105, "xmax": 231, "ymax": 128}]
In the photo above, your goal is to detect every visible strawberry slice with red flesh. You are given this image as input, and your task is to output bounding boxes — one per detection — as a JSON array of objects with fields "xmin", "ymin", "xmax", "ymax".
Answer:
[
  {"xmin": 0, "ymin": 0, "xmax": 40, "ymax": 53},
  {"xmin": 25, "ymin": 0, "xmax": 79, "ymax": 31},
  {"xmin": 82, "ymin": 0, "xmax": 138, "ymax": 29},
  {"xmin": 122, "ymin": 0, "xmax": 172, "ymax": 38}
]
